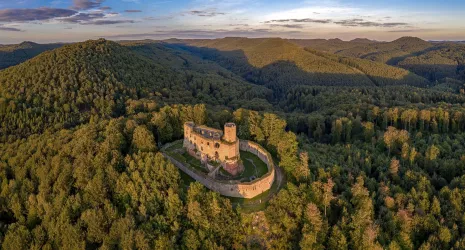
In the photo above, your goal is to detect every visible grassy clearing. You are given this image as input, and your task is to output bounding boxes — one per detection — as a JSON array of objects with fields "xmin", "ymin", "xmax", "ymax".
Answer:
[
  {"xmin": 240, "ymin": 151, "xmax": 269, "ymax": 178},
  {"xmin": 164, "ymin": 140, "xmax": 208, "ymax": 174}
]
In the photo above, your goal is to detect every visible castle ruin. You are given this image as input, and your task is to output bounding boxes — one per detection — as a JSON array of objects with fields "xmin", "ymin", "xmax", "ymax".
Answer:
[{"xmin": 183, "ymin": 122, "xmax": 244, "ymax": 175}]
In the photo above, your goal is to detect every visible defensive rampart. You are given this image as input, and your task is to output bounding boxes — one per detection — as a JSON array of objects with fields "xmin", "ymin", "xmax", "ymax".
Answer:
[{"xmin": 162, "ymin": 140, "xmax": 275, "ymax": 198}]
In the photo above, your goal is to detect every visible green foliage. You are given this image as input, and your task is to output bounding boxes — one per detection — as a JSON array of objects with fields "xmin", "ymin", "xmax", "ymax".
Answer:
[
  {"xmin": 397, "ymin": 43, "xmax": 465, "ymax": 81},
  {"xmin": 336, "ymin": 36, "xmax": 433, "ymax": 64},
  {"xmin": 173, "ymin": 37, "xmax": 379, "ymax": 98},
  {"xmin": 0, "ymin": 41, "xmax": 63, "ymax": 69},
  {"xmin": 2, "ymin": 36, "xmax": 465, "ymax": 249},
  {"xmin": 0, "ymin": 118, "xmax": 243, "ymax": 249},
  {"xmin": 233, "ymin": 109, "xmax": 300, "ymax": 178}
]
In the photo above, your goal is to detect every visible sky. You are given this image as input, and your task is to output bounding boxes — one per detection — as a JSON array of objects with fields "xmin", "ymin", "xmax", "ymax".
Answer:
[{"xmin": 0, "ymin": 0, "xmax": 464, "ymax": 43}]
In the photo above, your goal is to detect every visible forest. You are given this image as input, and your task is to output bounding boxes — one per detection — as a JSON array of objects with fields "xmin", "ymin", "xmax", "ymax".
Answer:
[{"xmin": 1, "ymin": 36, "xmax": 465, "ymax": 249}]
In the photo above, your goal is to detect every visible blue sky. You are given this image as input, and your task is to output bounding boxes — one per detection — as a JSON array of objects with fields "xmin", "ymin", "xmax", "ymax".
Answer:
[{"xmin": 0, "ymin": 0, "xmax": 464, "ymax": 43}]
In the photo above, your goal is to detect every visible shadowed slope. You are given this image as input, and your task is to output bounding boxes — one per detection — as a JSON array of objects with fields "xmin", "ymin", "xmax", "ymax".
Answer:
[
  {"xmin": 171, "ymin": 37, "xmax": 376, "ymax": 97},
  {"xmin": 305, "ymin": 48, "xmax": 431, "ymax": 87},
  {"xmin": 0, "ymin": 39, "xmax": 273, "ymax": 140},
  {"xmin": 396, "ymin": 43, "xmax": 465, "ymax": 81},
  {"xmin": 288, "ymin": 38, "xmax": 377, "ymax": 53},
  {"xmin": 336, "ymin": 36, "xmax": 433, "ymax": 64},
  {"xmin": 0, "ymin": 41, "xmax": 64, "ymax": 70}
]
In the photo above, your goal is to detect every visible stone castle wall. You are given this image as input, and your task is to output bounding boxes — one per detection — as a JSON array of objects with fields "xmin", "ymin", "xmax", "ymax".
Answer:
[
  {"xmin": 183, "ymin": 123, "xmax": 239, "ymax": 163},
  {"xmin": 163, "ymin": 140, "xmax": 275, "ymax": 199}
]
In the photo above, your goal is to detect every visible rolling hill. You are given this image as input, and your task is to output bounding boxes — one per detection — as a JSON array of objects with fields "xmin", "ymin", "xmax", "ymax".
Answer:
[
  {"xmin": 396, "ymin": 43, "xmax": 465, "ymax": 81},
  {"xmin": 305, "ymin": 48, "xmax": 431, "ymax": 87},
  {"xmin": 288, "ymin": 38, "xmax": 377, "ymax": 53},
  {"xmin": 335, "ymin": 36, "xmax": 433, "ymax": 64},
  {"xmin": 0, "ymin": 41, "xmax": 63, "ymax": 70},
  {"xmin": 0, "ymin": 39, "xmax": 271, "ymax": 141},
  {"xmin": 167, "ymin": 37, "xmax": 430, "ymax": 96}
]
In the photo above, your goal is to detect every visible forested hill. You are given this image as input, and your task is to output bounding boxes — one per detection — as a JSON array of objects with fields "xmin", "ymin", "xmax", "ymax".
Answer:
[
  {"xmin": 288, "ymin": 38, "xmax": 378, "ymax": 53},
  {"xmin": 335, "ymin": 36, "xmax": 433, "ymax": 64},
  {"xmin": 396, "ymin": 43, "xmax": 465, "ymax": 81},
  {"xmin": 3, "ymin": 36, "xmax": 465, "ymax": 249},
  {"xmin": 298, "ymin": 36, "xmax": 465, "ymax": 82},
  {"xmin": 167, "ymin": 37, "xmax": 431, "ymax": 97},
  {"xmin": 0, "ymin": 41, "xmax": 63, "ymax": 70},
  {"xmin": 0, "ymin": 39, "xmax": 271, "ymax": 141},
  {"xmin": 305, "ymin": 48, "xmax": 431, "ymax": 87},
  {"xmin": 177, "ymin": 37, "xmax": 375, "ymax": 95}
]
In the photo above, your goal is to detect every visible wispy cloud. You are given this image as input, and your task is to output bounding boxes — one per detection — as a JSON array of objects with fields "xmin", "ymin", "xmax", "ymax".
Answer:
[
  {"xmin": 59, "ymin": 12, "xmax": 105, "ymax": 23},
  {"xmin": 0, "ymin": 8, "xmax": 77, "ymax": 22},
  {"xmin": 264, "ymin": 17, "xmax": 410, "ymax": 28},
  {"xmin": 388, "ymin": 28, "xmax": 437, "ymax": 33},
  {"xmin": 269, "ymin": 24, "xmax": 305, "ymax": 29},
  {"xmin": 103, "ymin": 27, "xmax": 301, "ymax": 40},
  {"xmin": 72, "ymin": 0, "xmax": 104, "ymax": 10},
  {"xmin": 58, "ymin": 12, "xmax": 134, "ymax": 25},
  {"xmin": 83, "ymin": 19, "xmax": 135, "ymax": 25},
  {"xmin": 124, "ymin": 10, "xmax": 142, "ymax": 13},
  {"xmin": 0, "ymin": 24, "xmax": 22, "ymax": 32},
  {"xmin": 334, "ymin": 19, "xmax": 409, "ymax": 27},
  {"xmin": 265, "ymin": 18, "xmax": 332, "ymax": 24},
  {"xmin": 185, "ymin": 8, "xmax": 226, "ymax": 17}
]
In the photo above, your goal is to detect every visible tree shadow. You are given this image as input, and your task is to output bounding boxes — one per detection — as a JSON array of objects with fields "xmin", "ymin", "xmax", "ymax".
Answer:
[{"xmin": 163, "ymin": 41, "xmax": 436, "ymax": 97}]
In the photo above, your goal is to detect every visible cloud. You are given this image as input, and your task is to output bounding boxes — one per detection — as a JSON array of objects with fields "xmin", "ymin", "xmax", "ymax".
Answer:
[
  {"xmin": 99, "ymin": 6, "xmax": 111, "ymax": 10},
  {"xmin": 0, "ymin": 25, "xmax": 22, "ymax": 32},
  {"xmin": 72, "ymin": 0, "xmax": 104, "ymax": 10},
  {"xmin": 265, "ymin": 18, "xmax": 332, "ymax": 24},
  {"xmin": 265, "ymin": 17, "xmax": 409, "ymax": 28},
  {"xmin": 229, "ymin": 24, "xmax": 249, "ymax": 27},
  {"xmin": 58, "ymin": 12, "xmax": 134, "ymax": 25},
  {"xmin": 0, "ymin": 8, "xmax": 77, "ymax": 22},
  {"xmin": 186, "ymin": 8, "xmax": 226, "ymax": 17},
  {"xmin": 59, "ymin": 12, "xmax": 105, "ymax": 23},
  {"xmin": 125, "ymin": 10, "xmax": 142, "ymax": 13},
  {"xmin": 143, "ymin": 15, "xmax": 174, "ymax": 21},
  {"xmin": 270, "ymin": 24, "xmax": 304, "ymax": 29},
  {"xmin": 334, "ymin": 19, "xmax": 409, "ymax": 27},
  {"xmin": 83, "ymin": 19, "xmax": 135, "ymax": 25},
  {"xmin": 103, "ymin": 27, "xmax": 301, "ymax": 40},
  {"xmin": 388, "ymin": 29, "xmax": 437, "ymax": 33}
]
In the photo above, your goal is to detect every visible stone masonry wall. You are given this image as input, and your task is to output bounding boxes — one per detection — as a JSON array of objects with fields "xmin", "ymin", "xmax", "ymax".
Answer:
[{"xmin": 163, "ymin": 140, "xmax": 275, "ymax": 199}]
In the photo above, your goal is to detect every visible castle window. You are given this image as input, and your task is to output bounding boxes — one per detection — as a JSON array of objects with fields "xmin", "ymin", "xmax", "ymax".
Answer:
[
  {"xmin": 201, "ymin": 147, "xmax": 203, "ymax": 151},
  {"xmin": 215, "ymin": 143, "xmax": 220, "ymax": 149},
  {"xmin": 207, "ymin": 142, "xmax": 210, "ymax": 146},
  {"xmin": 215, "ymin": 151, "xmax": 219, "ymax": 159}
]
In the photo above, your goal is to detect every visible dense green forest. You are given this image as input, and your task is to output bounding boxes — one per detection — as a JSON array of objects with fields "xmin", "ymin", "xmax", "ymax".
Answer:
[
  {"xmin": 306, "ymin": 37, "xmax": 465, "ymax": 83},
  {"xmin": 0, "ymin": 42, "xmax": 63, "ymax": 70},
  {"xmin": 288, "ymin": 38, "xmax": 377, "ymax": 53},
  {"xmin": 2, "ymin": 37, "xmax": 465, "ymax": 249}
]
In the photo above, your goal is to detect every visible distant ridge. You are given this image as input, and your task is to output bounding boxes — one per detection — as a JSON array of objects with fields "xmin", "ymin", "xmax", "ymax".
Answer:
[
  {"xmin": 350, "ymin": 38, "xmax": 375, "ymax": 44},
  {"xmin": 336, "ymin": 36, "xmax": 433, "ymax": 64},
  {"xmin": 0, "ymin": 41, "xmax": 63, "ymax": 69}
]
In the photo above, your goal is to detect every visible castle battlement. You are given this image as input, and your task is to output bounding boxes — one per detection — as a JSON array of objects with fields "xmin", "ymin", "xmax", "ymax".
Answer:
[{"xmin": 183, "ymin": 122, "xmax": 242, "ymax": 175}]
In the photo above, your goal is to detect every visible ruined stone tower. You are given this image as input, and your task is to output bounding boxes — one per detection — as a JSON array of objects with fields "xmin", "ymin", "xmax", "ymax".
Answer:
[
  {"xmin": 183, "ymin": 122, "xmax": 243, "ymax": 176},
  {"xmin": 223, "ymin": 123, "xmax": 237, "ymax": 143}
]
